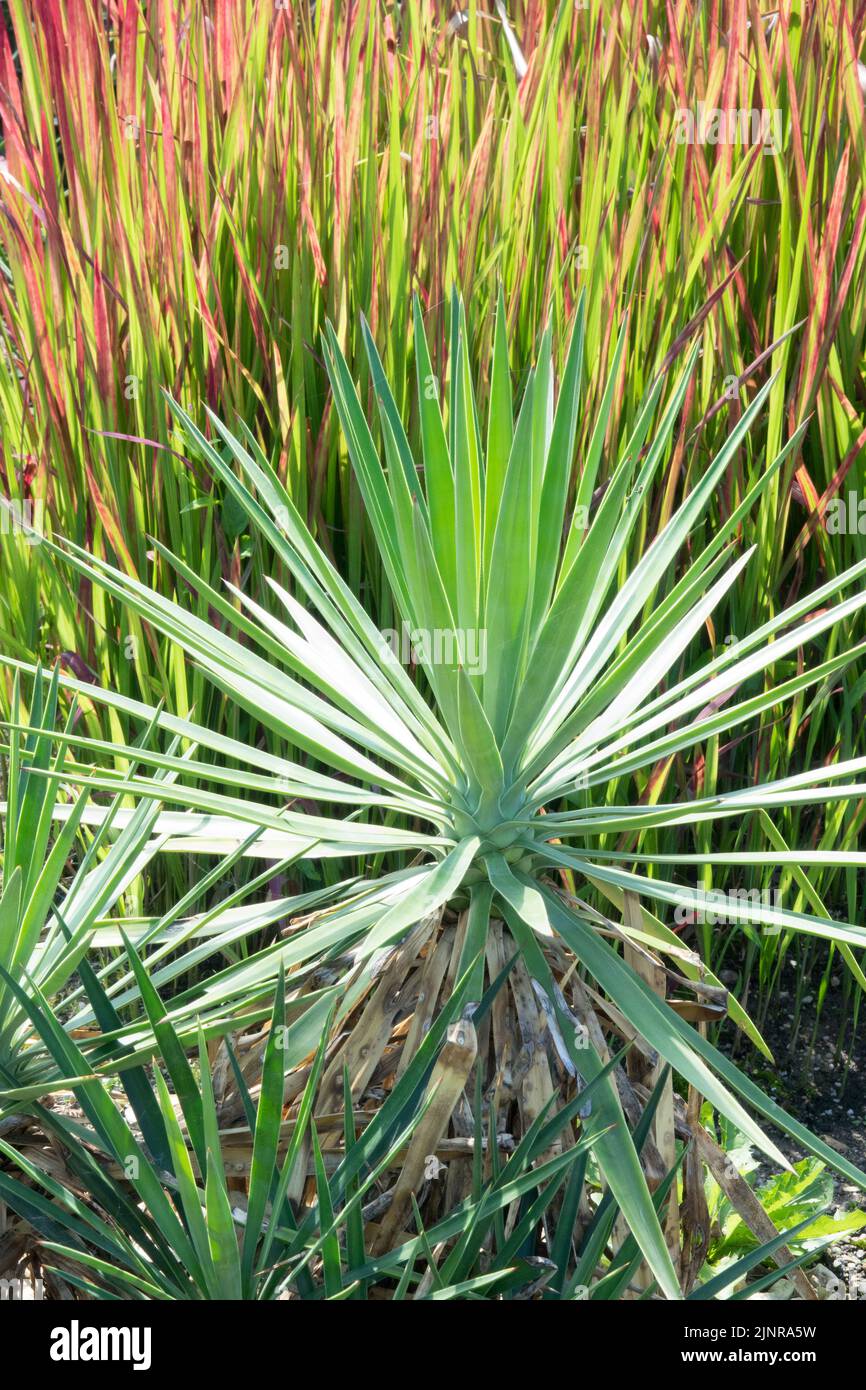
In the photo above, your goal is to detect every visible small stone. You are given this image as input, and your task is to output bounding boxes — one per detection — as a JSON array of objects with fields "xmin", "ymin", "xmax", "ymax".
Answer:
[{"xmin": 811, "ymin": 1264, "xmax": 846, "ymax": 1300}]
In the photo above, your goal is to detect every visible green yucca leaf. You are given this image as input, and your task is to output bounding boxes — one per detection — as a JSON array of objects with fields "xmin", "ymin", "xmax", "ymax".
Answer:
[
  {"xmin": 240, "ymin": 969, "xmax": 287, "ymax": 1294},
  {"xmin": 121, "ymin": 930, "xmax": 206, "ymax": 1173}
]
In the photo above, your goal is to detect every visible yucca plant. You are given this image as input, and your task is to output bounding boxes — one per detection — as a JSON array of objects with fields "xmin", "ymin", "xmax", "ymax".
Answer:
[
  {"xmin": 0, "ymin": 960, "xmax": 821, "ymax": 1301},
  {"xmin": 0, "ymin": 959, "xmax": 381, "ymax": 1300},
  {"xmin": 0, "ymin": 942, "xmax": 607, "ymax": 1300},
  {"xmin": 0, "ymin": 666, "xmax": 341, "ymax": 1105},
  {"xmin": 0, "ymin": 665, "xmax": 173, "ymax": 1099},
  {"xmin": 8, "ymin": 293, "xmax": 866, "ymax": 1298}
]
